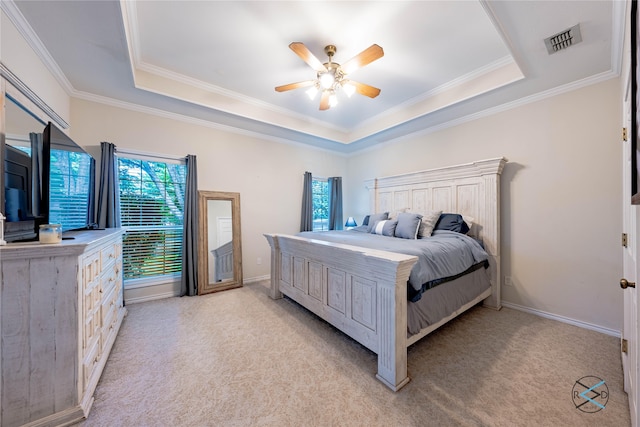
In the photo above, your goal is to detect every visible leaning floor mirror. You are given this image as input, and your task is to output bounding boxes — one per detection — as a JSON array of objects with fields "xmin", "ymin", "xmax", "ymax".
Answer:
[{"xmin": 197, "ymin": 191, "xmax": 243, "ymax": 295}]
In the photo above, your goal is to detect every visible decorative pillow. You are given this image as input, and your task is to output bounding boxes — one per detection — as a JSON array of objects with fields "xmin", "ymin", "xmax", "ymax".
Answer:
[
  {"xmin": 417, "ymin": 210, "xmax": 442, "ymax": 238},
  {"xmin": 366, "ymin": 212, "xmax": 389, "ymax": 232},
  {"xmin": 351, "ymin": 225, "xmax": 369, "ymax": 233},
  {"xmin": 434, "ymin": 213, "xmax": 470, "ymax": 234},
  {"xmin": 389, "ymin": 208, "xmax": 408, "ymax": 219},
  {"xmin": 395, "ymin": 212, "xmax": 423, "ymax": 239},
  {"xmin": 462, "ymin": 215, "xmax": 475, "ymax": 233},
  {"xmin": 370, "ymin": 219, "xmax": 397, "ymax": 237},
  {"xmin": 362, "ymin": 215, "xmax": 370, "ymax": 226}
]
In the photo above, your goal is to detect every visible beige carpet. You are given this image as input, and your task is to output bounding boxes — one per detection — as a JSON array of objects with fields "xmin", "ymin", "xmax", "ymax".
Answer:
[{"xmin": 80, "ymin": 280, "xmax": 630, "ymax": 427}]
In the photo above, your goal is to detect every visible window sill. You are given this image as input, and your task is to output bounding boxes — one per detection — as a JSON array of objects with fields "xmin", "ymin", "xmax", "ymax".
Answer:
[{"xmin": 124, "ymin": 274, "xmax": 181, "ymax": 290}]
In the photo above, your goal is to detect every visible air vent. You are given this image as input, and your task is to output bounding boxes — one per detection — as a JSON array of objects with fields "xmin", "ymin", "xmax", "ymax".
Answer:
[{"xmin": 544, "ymin": 24, "xmax": 582, "ymax": 54}]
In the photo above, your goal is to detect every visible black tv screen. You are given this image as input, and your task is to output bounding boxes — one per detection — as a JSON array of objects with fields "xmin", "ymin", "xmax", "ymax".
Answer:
[
  {"xmin": 4, "ymin": 144, "xmax": 32, "ymax": 222},
  {"xmin": 42, "ymin": 122, "xmax": 95, "ymax": 232}
]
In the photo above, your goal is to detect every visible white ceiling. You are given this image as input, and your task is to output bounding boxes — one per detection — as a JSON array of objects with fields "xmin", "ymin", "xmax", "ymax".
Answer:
[{"xmin": 4, "ymin": 1, "xmax": 625, "ymax": 153}]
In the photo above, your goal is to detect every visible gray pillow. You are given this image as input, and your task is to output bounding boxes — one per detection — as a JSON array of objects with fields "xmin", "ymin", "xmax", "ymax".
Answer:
[
  {"xmin": 366, "ymin": 212, "xmax": 389, "ymax": 232},
  {"xmin": 395, "ymin": 212, "xmax": 423, "ymax": 239},
  {"xmin": 417, "ymin": 210, "xmax": 443, "ymax": 238},
  {"xmin": 370, "ymin": 219, "xmax": 397, "ymax": 237}
]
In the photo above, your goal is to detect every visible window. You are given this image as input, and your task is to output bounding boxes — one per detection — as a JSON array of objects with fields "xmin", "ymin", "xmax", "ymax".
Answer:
[
  {"xmin": 312, "ymin": 177, "xmax": 329, "ymax": 231},
  {"xmin": 117, "ymin": 154, "xmax": 186, "ymax": 283},
  {"xmin": 49, "ymin": 148, "xmax": 93, "ymax": 231}
]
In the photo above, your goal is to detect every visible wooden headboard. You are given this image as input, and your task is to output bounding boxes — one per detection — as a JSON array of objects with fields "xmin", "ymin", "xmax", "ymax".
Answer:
[{"xmin": 364, "ymin": 157, "xmax": 507, "ymax": 309}]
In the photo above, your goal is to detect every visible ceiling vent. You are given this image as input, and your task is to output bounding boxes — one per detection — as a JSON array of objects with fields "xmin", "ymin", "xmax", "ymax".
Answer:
[{"xmin": 544, "ymin": 24, "xmax": 582, "ymax": 54}]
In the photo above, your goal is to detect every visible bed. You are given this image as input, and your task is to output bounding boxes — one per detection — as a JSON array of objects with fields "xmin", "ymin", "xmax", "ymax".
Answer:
[
  {"xmin": 264, "ymin": 157, "xmax": 507, "ymax": 391},
  {"xmin": 211, "ymin": 241, "xmax": 234, "ymax": 282}
]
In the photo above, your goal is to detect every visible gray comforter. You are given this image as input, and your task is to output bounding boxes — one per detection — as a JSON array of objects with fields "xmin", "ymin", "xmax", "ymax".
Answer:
[{"xmin": 297, "ymin": 229, "xmax": 489, "ymax": 293}]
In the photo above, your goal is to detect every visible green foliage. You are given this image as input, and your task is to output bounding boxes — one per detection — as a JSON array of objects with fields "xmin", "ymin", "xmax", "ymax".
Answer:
[
  {"xmin": 118, "ymin": 157, "xmax": 186, "ymax": 280},
  {"xmin": 312, "ymin": 178, "xmax": 329, "ymax": 231}
]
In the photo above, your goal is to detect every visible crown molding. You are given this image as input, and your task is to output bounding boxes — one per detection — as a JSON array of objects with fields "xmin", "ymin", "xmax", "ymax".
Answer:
[
  {"xmin": 1, "ymin": 0, "xmax": 75, "ymax": 96},
  {"xmin": 1, "ymin": 62, "xmax": 69, "ymax": 129},
  {"xmin": 71, "ymin": 90, "xmax": 349, "ymax": 157}
]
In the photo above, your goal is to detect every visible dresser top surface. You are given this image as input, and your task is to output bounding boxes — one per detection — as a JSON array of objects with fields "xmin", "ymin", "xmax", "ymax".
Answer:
[{"xmin": 1, "ymin": 228, "xmax": 124, "ymax": 258}]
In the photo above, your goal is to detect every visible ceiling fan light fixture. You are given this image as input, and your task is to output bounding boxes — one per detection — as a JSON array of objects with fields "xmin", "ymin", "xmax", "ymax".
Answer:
[
  {"xmin": 342, "ymin": 81, "xmax": 356, "ymax": 97},
  {"xmin": 276, "ymin": 42, "xmax": 383, "ymax": 110},
  {"xmin": 328, "ymin": 92, "xmax": 338, "ymax": 107},
  {"xmin": 306, "ymin": 85, "xmax": 318, "ymax": 100},
  {"xmin": 319, "ymin": 72, "xmax": 335, "ymax": 89}
]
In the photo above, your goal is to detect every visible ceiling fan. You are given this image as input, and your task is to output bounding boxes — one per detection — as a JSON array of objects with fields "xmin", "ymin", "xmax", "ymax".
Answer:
[{"xmin": 275, "ymin": 42, "xmax": 384, "ymax": 110}]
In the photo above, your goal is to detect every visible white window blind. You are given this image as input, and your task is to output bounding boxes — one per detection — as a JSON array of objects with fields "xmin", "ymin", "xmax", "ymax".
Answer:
[
  {"xmin": 117, "ymin": 155, "xmax": 186, "ymax": 281},
  {"xmin": 49, "ymin": 149, "xmax": 93, "ymax": 231}
]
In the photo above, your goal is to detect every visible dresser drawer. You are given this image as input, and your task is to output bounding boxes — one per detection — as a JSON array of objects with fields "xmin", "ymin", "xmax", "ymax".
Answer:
[
  {"xmin": 101, "ymin": 241, "xmax": 118, "ymax": 269},
  {"xmin": 83, "ymin": 335, "xmax": 101, "ymax": 388},
  {"xmin": 101, "ymin": 285, "xmax": 116, "ymax": 325},
  {"xmin": 101, "ymin": 263, "xmax": 118, "ymax": 297}
]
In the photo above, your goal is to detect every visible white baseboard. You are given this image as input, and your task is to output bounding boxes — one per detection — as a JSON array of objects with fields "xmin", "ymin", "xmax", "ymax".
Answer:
[
  {"xmin": 124, "ymin": 291, "xmax": 178, "ymax": 305},
  {"xmin": 124, "ymin": 275, "xmax": 271, "ymax": 304},
  {"xmin": 501, "ymin": 301, "xmax": 621, "ymax": 338},
  {"xmin": 243, "ymin": 274, "xmax": 270, "ymax": 284}
]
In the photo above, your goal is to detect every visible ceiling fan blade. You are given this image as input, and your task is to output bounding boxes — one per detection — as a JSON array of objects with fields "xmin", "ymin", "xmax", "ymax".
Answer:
[
  {"xmin": 349, "ymin": 81, "xmax": 381, "ymax": 98},
  {"xmin": 275, "ymin": 80, "xmax": 316, "ymax": 92},
  {"xmin": 319, "ymin": 91, "xmax": 330, "ymax": 110},
  {"xmin": 289, "ymin": 42, "xmax": 328, "ymax": 73},
  {"xmin": 339, "ymin": 44, "xmax": 384, "ymax": 75}
]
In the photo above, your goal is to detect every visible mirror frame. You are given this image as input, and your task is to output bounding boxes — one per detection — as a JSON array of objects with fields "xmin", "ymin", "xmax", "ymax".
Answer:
[{"xmin": 197, "ymin": 190, "xmax": 243, "ymax": 295}]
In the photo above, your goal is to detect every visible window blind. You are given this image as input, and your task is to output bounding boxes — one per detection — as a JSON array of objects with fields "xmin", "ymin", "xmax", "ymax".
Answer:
[
  {"xmin": 117, "ymin": 156, "xmax": 186, "ymax": 281},
  {"xmin": 49, "ymin": 149, "xmax": 93, "ymax": 231}
]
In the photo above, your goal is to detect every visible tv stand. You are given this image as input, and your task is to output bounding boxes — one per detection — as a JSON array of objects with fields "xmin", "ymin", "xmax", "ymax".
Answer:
[{"xmin": 0, "ymin": 228, "xmax": 125, "ymax": 426}]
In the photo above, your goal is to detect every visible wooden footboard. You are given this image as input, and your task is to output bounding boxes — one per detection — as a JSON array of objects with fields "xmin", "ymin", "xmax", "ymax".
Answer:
[{"xmin": 264, "ymin": 233, "xmax": 418, "ymax": 391}]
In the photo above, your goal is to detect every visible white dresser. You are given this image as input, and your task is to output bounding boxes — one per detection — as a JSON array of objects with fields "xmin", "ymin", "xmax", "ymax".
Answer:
[{"xmin": 0, "ymin": 228, "xmax": 126, "ymax": 427}]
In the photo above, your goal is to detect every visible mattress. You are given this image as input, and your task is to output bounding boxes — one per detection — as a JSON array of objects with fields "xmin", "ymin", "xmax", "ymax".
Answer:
[{"xmin": 298, "ymin": 229, "xmax": 489, "ymax": 301}]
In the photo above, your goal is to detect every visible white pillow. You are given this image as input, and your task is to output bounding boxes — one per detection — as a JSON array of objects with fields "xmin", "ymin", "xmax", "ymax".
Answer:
[{"xmin": 417, "ymin": 210, "xmax": 442, "ymax": 238}]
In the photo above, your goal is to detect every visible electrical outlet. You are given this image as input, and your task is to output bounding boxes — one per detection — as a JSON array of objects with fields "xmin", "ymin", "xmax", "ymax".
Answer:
[
  {"xmin": 257, "ymin": 257, "xmax": 262, "ymax": 265},
  {"xmin": 504, "ymin": 276, "xmax": 513, "ymax": 287}
]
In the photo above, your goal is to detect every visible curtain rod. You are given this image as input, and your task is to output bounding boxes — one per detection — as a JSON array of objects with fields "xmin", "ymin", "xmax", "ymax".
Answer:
[{"xmin": 115, "ymin": 147, "xmax": 186, "ymax": 163}]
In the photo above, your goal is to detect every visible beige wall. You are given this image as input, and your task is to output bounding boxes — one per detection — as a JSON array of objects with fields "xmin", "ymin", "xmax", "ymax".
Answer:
[
  {"xmin": 345, "ymin": 79, "xmax": 623, "ymax": 332},
  {"xmin": 2, "ymin": 6, "xmax": 624, "ymax": 333},
  {"xmin": 70, "ymin": 99, "xmax": 348, "ymax": 282},
  {"xmin": 1, "ymin": 11, "xmax": 70, "ymax": 123}
]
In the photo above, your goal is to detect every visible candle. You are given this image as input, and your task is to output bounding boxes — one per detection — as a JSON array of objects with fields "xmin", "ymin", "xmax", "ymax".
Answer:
[{"xmin": 39, "ymin": 224, "xmax": 62, "ymax": 244}]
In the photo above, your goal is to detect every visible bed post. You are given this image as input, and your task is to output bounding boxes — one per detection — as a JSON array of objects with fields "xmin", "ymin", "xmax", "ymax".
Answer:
[
  {"xmin": 478, "ymin": 158, "xmax": 506, "ymax": 310},
  {"xmin": 264, "ymin": 234, "xmax": 283, "ymax": 299},
  {"xmin": 374, "ymin": 256, "xmax": 415, "ymax": 391}
]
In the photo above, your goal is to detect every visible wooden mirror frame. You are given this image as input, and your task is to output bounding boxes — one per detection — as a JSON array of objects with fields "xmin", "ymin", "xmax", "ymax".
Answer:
[{"xmin": 197, "ymin": 190, "xmax": 243, "ymax": 294}]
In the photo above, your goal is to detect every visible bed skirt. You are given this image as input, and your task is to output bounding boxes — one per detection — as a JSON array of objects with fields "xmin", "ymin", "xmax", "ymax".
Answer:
[{"xmin": 407, "ymin": 266, "xmax": 491, "ymax": 336}]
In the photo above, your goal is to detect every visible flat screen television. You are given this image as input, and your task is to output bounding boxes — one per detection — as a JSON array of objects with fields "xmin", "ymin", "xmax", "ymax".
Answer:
[
  {"xmin": 42, "ymin": 122, "xmax": 96, "ymax": 233},
  {"xmin": 3, "ymin": 121, "xmax": 96, "ymax": 242},
  {"xmin": 4, "ymin": 144, "xmax": 32, "ymax": 221}
]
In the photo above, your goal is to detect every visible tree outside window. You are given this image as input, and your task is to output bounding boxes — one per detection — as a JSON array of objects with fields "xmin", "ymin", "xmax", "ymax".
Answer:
[
  {"xmin": 312, "ymin": 178, "xmax": 329, "ymax": 231},
  {"xmin": 117, "ymin": 156, "xmax": 186, "ymax": 281}
]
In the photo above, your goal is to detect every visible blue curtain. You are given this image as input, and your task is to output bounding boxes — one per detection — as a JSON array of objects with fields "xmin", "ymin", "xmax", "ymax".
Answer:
[
  {"xmin": 300, "ymin": 171, "xmax": 313, "ymax": 232},
  {"xmin": 96, "ymin": 141, "xmax": 120, "ymax": 228},
  {"xmin": 328, "ymin": 176, "xmax": 343, "ymax": 230},
  {"xmin": 181, "ymin": 154, "xmax": 198, "ymax": 296}
]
